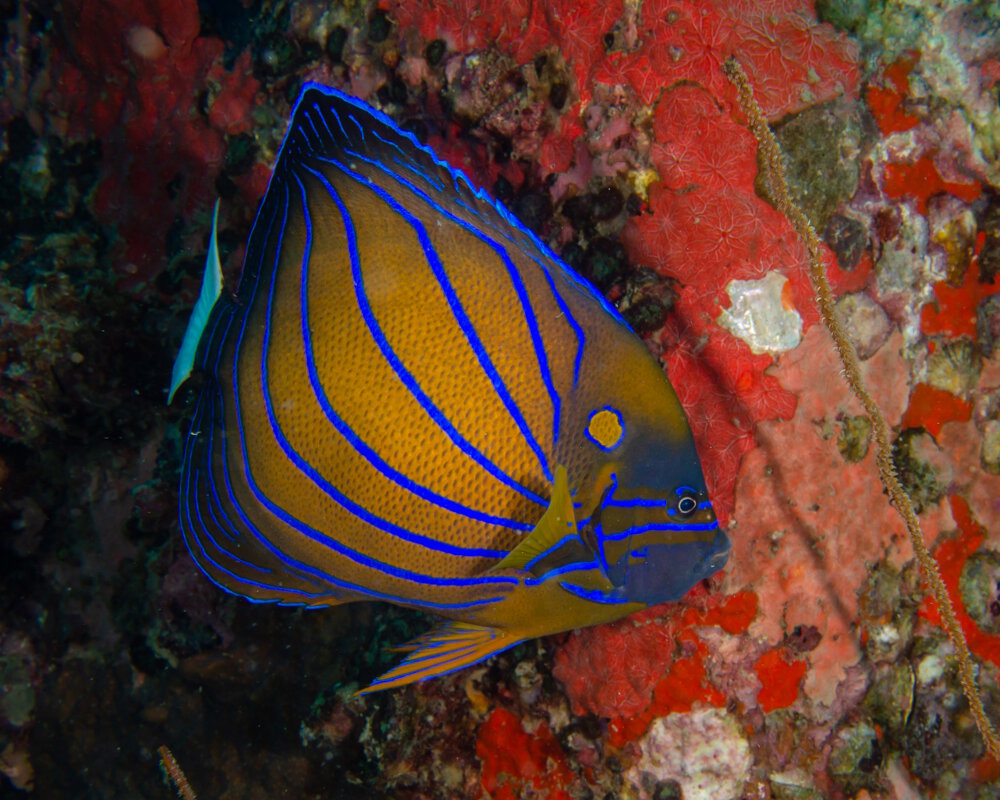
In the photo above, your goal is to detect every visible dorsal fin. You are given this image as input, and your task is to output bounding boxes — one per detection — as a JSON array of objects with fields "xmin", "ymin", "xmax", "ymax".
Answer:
[{"xmin": 280, "ymin": 84, "xmax": 627, "ymax": 325}]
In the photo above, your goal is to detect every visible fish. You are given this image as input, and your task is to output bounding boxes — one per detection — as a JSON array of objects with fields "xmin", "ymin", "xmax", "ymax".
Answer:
[{"xmin": 168, "ymin": 84, "xmax": 729, "ymax": 693}]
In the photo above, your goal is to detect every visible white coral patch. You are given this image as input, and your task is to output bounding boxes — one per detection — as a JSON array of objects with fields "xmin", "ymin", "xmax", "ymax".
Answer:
[
  {"xmin": 627, "ymin": 708, "xmax": 752, "ymax": 800},
  {"xmin": 717, "ymin": 271, "xmax": 803, "ymax": 355}
]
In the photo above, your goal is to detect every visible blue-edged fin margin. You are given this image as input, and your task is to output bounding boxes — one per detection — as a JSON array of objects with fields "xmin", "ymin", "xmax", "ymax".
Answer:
[
  {"xmin": 358, "ymin": 621, "xmax": 521, "ymax": 695},
  {"xmin": 168, "ymin": 199, "xmax": 224, "ymax": 404}
]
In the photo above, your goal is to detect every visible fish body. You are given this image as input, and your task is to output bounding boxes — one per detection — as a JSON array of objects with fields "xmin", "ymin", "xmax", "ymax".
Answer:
[{"xmin": 172, "ymin": 85, "xmax": 729, "ymax": 692}]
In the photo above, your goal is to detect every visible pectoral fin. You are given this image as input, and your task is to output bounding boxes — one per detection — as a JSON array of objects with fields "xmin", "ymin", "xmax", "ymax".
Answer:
[
  {"xmin": 358, "ymin": 622, "xmax": 520, "ymax": 694},
  {"xmin": 490, "ymin": 465, "xmax": 577, "ymax": 573}
]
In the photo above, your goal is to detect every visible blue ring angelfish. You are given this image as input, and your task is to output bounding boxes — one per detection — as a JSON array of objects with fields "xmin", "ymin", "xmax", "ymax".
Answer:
[{"xmin": 168, "ymin": 83, "xmax": 729, "ymax": 694}]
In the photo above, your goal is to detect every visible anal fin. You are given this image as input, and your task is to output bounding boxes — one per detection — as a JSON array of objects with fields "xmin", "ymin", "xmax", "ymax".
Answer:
[{"xmin": 357, "ymin": 622, "xmax": 519, "ymax": 695}]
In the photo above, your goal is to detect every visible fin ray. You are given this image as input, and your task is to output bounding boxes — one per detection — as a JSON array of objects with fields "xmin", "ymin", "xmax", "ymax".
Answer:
[{"xmin": 358, "ymin": 622, "xmax": 519, "ymax": 694}]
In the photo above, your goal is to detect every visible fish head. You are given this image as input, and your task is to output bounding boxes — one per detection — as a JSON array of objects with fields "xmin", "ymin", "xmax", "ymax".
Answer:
[{"xmin": 568, "ymin": 341, "xmax": 730, "ymax": 607}]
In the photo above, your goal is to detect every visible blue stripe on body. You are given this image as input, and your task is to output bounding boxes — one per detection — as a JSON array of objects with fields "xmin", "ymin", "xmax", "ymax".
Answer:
[
  {"xmin": 198, "ymin": 186, "xmax": 507, "ymax": 609},
  {"xmin": 524, "ymin": 560, "xmax": 604, "ymax": 585},
  {"xmin": 230, "ymin": 171, "xmax": 517, "ymax": 592},
  {"xmin": 606, "ymin": 497, "xmax": 668, "ymax": 509},
  {"xmin": 369, "ymin": 128, "xmax": 447, "ymax": 193},
  {"xmin": 194, "ymin": 328, "xmax": 251, "ymax": 551},
  {"xmin": 290, "ymin": 164, "xmax": 532, "ymax": 534},
  {"xmin": 184, "ymin": 401, "xmax": 333, "ymax": 604},
  {"xmin": 601, "ymin": 522, "xmax": 721, "ymax": 542},
  {"xmin": 449, "ymin": 191, "xmax": 591, "ymax": 385},
  {"xmin": 328, "ymin": 105, "xmax": 352, "ymax": 144},
  {"xmin": 302, "ymin": 106, "xmax": 548, "ymax": 507},
  {"xmin": 593, "ymin": 521, "xmax": 612, "ymax": 575},
  {"xmin": 279, "ymin": 83, "xmax": 624, "ymax": 371},
  {"xmin": 304, "ymin": 114, "xmax": 323, "ymax": 147},
  {"xmin": 296, "ymin": 114, "xmax": 543, "ymax": 526},
  {"xmin": 306, "ymin": 104, "xmax": 566, "ymax": 446},
  {"xmin": 185, "ymin": 398, "xmax": 501, "ymax": 611},
  {"xmin": 297, "ymin": 162, "xmax": 547, "ymax": 507},
  {"xmin": 247, "ymin": 170, "xmax": 513, "ymax": 559},
  {"xmin": 596, "ymin": 473, "xmax": 713, "ymax": 516},
  {"xmin": 184, "ymin": 248, "xmax": 338, "ymax": 597},
  {"xmin": 523, "ymin": 533, "xmax": 584, "ymax": 572},
  {"xmin": 360, "ymin": 124, "xmax": 589, "ymax": 390},
  {"xmin": 180, "ymin": 382, "xmax": 334, "ymax": 605},
  {"xmin": 305, "ymin": 145, "xmax": 554, "ymax": 485},
  {"xmin": 190, "ymin": 312, "xmax": 258, "ymax": 551},
  {"xmin": 535, "ymin": 261, "xmax": 586, "ymax": 388},
  {"xmin": 194, "ymin": 296, "xmax": 233, "ymax": 374},
  {"xmin": 559, "ymin": 581, "xmax": 633, "ymax": 605},
  {"xmin": 183, "ymin": 310, "xmax": 244, "ymax": 548}
]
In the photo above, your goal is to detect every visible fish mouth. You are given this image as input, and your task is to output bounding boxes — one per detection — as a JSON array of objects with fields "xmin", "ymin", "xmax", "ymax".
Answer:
[{"xmin": 707, "ymin": 541, "xmax": 731, "ymax": 571}]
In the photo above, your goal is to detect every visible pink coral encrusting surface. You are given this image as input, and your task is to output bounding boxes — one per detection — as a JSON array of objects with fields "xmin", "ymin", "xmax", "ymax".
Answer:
[{"xmin": 725, "ymin": 325, "xmax": 960, "ymax": 703}]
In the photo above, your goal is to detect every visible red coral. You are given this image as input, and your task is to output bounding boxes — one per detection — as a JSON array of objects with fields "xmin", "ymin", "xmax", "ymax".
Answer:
[
  {"xmin": 553, "ymin": 616, "xmax": 675, "ymax": 719},
  {"xmin": 983, "ymin": 59, "xmax": 1000, "ymax": 90},
  {"xmin": 650, "ymin": 638, "xmax": 727, "ymax": 714},
  {"xmin": 620, "ymin": 2, "xmax": 734, "ymax": 106},
  {"xmin": 607, "ymin": 638, "xmax": 727, "ymax": 748},
  {"xmin": 717, "ymin": 2, "xmax": 859, "ymax": 119},
  {"xmin": 884, "ymin": 153, "xmax": 982, "ymax": 215},
  {"xmin": 555, "ymin": 590, "xmax": 757, "ymax": 744},
  {"xmin": 48, "ymin": 0, "xmax": 260, "ymax": 290},
  {"xmin": 649, "ymin": 86, "xmax": 759, "ymax": 193},
  {"xmin": 384, "ymin": 0, "xmax": 857, "ymax": 120},
  {"xmin": 476, "ymin": 708, "xmax": 575, "ymax": 800},
  {"xmin": 866, "ymin": 53, "xmax": 921, "ymax": 135},
  {"xmin": 754, "ymin": 647, "xmax": 807, "ymax": 712},
  {"xmin": 901, "ymin": 383, "xmax": 973, "ymax": 438},
  {"xmin": 921, "ymin": 245, "xmax": 1000, "ymax": 339},
  {"xmin": 919, "ymin": 496, "xmax": 1000, "ymax": 671}
]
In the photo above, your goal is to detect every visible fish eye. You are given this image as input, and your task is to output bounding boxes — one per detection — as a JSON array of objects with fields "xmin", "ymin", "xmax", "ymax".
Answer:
[
  {"xmin": 677, "ymin": 493, "xmax": 698, "ymax": 516},
  {"xmin": 585, "ymin": 406, "xmax": 624, "ymax": 451}
]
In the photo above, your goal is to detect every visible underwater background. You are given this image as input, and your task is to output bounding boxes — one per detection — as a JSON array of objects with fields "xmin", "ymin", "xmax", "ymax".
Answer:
[{"xmin": 2, "ymin": 0, "xmax": 1000, "ymax": 797}]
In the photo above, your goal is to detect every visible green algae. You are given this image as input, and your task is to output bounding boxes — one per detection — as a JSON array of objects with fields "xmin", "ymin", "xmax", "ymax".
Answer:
[{"xmin": 836, "ymin": 415, "xmax": 873, "ymax": 463}]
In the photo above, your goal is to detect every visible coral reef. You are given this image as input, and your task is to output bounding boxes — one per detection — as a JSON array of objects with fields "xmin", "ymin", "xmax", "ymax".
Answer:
[
  {"xmin": 3, "ymin": 0, "xmax": 1000, "ymax": 797},
  {"xmin": 626, "ymin": 708, "xmax": 752, "ymax": 800}
]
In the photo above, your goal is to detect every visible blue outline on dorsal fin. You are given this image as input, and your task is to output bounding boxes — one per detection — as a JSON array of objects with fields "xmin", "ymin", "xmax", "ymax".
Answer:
[
  {"xmin": 169, "ymin": 199, "xmax": 224, "ymax": 404},
  {"xmin": 285, "ymin": 82, "xmax": 628, "ymax": 328}
]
